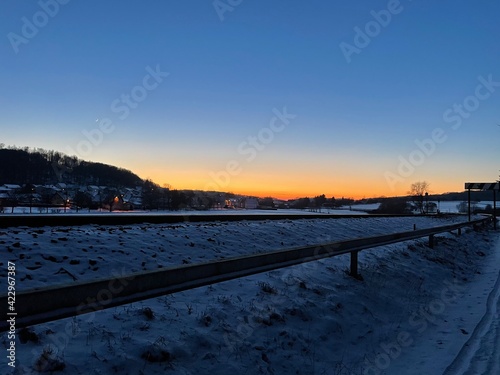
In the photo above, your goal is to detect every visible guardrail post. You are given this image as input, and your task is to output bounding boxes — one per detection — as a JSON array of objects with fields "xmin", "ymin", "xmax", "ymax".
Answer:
[
  {"xmin": 350, "ymin": 251, "xmax": 359, "ymax": 278},
  {"xmin": 428, "ymin": 234, "xmax": 434, "ymax": 249}
]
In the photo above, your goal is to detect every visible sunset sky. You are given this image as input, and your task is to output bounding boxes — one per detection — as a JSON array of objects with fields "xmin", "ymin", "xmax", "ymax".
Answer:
[{"xmin": 1, "ymin": 0, "xmax": 499, "ymax": 200}]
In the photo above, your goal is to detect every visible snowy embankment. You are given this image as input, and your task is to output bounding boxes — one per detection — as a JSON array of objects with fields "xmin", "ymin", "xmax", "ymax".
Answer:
[{"xmin": 0, "ymin": 216, "xmax": 498, "ymax": 374}]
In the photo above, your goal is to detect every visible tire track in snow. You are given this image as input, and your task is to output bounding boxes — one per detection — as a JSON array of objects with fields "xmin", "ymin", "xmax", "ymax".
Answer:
[
  {"xmin": 484, "ymin": 311, "xmax": 500, "ymax": 375},
  {"xmin": 464, "ymin": 296, "xmax": 500, "ymax": 375},
  {"xmin": 443, "ymin": 238, "xmax": 500, "ymax": 375}
]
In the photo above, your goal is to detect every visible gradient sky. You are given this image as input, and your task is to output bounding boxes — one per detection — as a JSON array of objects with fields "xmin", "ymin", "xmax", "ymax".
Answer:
[{"xmin": 1, "ymin": 0, "xmax": 499, "ymax": 200}]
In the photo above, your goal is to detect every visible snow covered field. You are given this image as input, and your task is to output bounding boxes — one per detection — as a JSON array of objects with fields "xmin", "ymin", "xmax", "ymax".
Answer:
[
  {"xmin": 1, "ymin": 200, "xmax": 495, "ymax": 216},
  {"xmin": 435, "ymin": 201, "xmax": 496, "ymax": 214},
  {"xmin": 1, "ymin": 208, "xmax": 367, "ymax": 216},
  {"xmin": 345, "ymin": 201, "xmax": 496, "ymax": 214},
  {"xmin": 1, "ymin": 216, "xmax": 499, "ymax": 374}
]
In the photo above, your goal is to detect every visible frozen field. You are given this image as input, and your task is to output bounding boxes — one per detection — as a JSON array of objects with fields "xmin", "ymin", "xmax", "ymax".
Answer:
[
  {"xmin": 345, "ymin": 201, "xmax": 496, "ymax": 214},
  {"xmin": 1, "ymin": 200, "xmax": 495, "ymax": 216},
  {"xmin": 1, "ymin": 208, "xmax": 368, "ymax": 216},
  {"xmin": 1, "ymin": 216, "xmax": 499, "ymax": 374},
  {"xmin": 435, "ymin": 201, "xmax": 496, "ymax": 214}
]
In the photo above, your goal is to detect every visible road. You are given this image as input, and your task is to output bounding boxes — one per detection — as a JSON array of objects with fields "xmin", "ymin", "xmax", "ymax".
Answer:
[{"xmin": 444, "ymin": 234, "xmax": 500, "ymax": 375}]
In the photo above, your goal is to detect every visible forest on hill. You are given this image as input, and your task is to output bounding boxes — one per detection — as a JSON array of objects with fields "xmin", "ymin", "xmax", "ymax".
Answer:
[{"xmin": 0, "ymin": 146, "xmax": 142, "ymax": 187}]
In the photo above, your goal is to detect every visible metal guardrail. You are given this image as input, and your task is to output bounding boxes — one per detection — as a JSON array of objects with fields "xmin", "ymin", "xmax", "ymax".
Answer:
[{"xmin": 0, "ymin": 216, "xmax": 493, "ymax": 332}]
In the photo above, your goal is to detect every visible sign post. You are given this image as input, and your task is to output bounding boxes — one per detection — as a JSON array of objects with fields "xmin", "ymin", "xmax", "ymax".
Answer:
[
  {"xmin": 468, "ymin": 187, "xmax": 471, "ymax": 221},
  {"xmin": 494, "ymin": 189, "xmax": 497, "ymax": 230},
  {"xmin": 464, "ymin": 182, "xmax": 499, "ymax": 229}
]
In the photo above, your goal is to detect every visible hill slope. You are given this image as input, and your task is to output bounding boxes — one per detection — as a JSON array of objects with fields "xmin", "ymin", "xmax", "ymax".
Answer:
[{"xmin": 0, "ymin": 147, "xmax": 142, "ymax": 187}]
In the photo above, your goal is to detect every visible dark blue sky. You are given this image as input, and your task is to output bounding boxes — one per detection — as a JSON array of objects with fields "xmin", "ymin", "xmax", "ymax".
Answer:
[{"xmin": 1, "ymin": 0, "xmax": 499, "ymax": 198}]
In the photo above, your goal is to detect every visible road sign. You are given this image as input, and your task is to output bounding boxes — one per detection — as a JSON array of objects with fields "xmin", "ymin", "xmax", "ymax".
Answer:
[
  {"xmin": 464, "ymin": 182, "xmax": 500, "ymax": 190},
  {"xmin": 464, "ymin": 182, "xmax": 498, "ymax": 228}
]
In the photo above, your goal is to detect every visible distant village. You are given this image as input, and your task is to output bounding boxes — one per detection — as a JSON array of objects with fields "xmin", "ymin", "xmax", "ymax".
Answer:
[
  {"xmin": 0, "ymin": 183, "xmax": 257, "ymax": 213},
  {"xmin": 0, "ymin": 183, "xmax": 342, "ymax": 213},
  {"xmin": 0, "ymin": 183, "xmax": 353, "ymax": 214}
]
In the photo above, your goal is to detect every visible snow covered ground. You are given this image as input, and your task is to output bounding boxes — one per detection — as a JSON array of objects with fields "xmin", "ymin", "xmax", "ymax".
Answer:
[
  {"xmin": 1, "ymin": 200, "xmax": 495, "ymax": 216},
  {"xmin": 344, "ymin": 201, "xmax": 496, "ymax": 214},
  {"xmin": 436, "ymin": 201, "xmax": 496, "ymax": 214},
  {"xmin": 1, "ymin": 207, "xmax": 367, "ymax": 216},
  {"xmin": 339, "ymin": 203, "xmax": 381, "ymax": 212},
  {"xmin": 441, "ymin": 237, "xmax": 500, "ymax": 375},
  {"xmin": 0, "ymin": 216, "xmax": 498, "ymax": 374}
]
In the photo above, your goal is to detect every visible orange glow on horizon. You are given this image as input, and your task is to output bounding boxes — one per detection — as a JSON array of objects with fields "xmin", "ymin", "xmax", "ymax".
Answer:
[
  {"xmin": 137, "ymin": 170, "xmax": 467, "ymax": 201},
  {"xmin": 110, "ymin": 150, "xmax": 484, "ymax": 203}
]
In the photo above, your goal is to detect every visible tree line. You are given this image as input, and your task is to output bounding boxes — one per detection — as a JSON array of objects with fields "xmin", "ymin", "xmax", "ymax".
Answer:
[{"xmin": 0, "ymin": 145, "xmax": 142, "ymax": 187}]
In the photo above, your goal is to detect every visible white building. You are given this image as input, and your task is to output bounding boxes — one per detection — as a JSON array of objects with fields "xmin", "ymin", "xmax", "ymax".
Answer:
[{"xmin": 244, "ymin": 197, "xmax": 258, "ymax": 209}]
